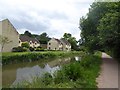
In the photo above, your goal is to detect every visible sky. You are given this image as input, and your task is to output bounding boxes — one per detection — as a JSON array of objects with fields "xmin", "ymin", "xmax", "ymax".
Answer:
[{"xmin": 0, "ymin": 0, "xmax": 94, "ymax": 40}]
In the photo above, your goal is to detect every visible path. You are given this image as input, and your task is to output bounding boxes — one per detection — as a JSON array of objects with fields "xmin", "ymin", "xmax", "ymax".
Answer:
[{"xmin": 96, "ymin": 52, "xmax": 119, "ymax": 88}]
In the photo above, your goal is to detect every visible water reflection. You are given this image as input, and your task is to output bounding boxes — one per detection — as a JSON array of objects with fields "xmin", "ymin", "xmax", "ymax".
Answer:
[
  {"xmin": 2, "ymin": 56, "xmax": 81, "ymax": 86},
  {"xmin": 13, "ymin": 64, "xmax": 60, "ymax": 85}
]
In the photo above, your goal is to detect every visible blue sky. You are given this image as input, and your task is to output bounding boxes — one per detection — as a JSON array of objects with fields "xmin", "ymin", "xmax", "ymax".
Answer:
[{"xmin": 0, "ymin": 0, "xmax": 94, "ymax": 40}]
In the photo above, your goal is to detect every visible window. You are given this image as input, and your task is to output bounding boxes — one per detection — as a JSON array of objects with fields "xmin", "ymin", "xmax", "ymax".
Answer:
[
  {"xmin": 49, "ymin": 43, "xmax": 51, "ymax": 45},
  {"xmin": 19, "ymin": 41, "xmax": 20, "ymax": 43},
  {"xmin": 35, "ymin": 42, "xmax": 37, "ymax": 45},
  {"xmin": 30, "ymin": 41, "xmax": 32, "ymax": 44},
  {"xmin": 29, "ymin": 42, "xmax": 31, "ymax": 44}
]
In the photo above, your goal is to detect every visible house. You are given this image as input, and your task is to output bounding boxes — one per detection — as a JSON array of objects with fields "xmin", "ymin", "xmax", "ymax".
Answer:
[
  {"xmin": 0, "ymin": 19, "xmax": 19, "ymax": 52},
  {"xmin": 60, "ymin": 38, "xmax": 71, "ymax": 51},
  {"xmin": 47, "ymin": 38, "xmax": 63, "ymax": 50},
  {"xmin": 19, "ymin": 35, "xmax": 40, "ymax": 48},
  {"xmin": 47, "ymin": 38, "xmax": 71, "ymax": 51}
]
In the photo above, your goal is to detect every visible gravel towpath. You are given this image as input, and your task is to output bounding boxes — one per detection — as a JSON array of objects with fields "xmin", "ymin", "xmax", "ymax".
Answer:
[{"xmin": 96, "ymin": 52, "xmax": 119, "ymax": 88}]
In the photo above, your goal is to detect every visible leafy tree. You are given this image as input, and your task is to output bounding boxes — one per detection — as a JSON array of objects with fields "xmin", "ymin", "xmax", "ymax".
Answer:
[
  {"xmin": 38, "ymin": 32, "xmax": 50, "ymax": 44},
  {"xmin": 63, "ymin": 33, "xmax": 72, "ymax": 40},
  {"xmin": 24, "ymin": 31, "xmax": 32, "ymax": 37},
  {"xmin": 63, "ymin": 33, "xmax": 78, "ymax": 50},
  {"xmin": 79, "ymin": 2, "xmax": 120, "ymax": 60}
]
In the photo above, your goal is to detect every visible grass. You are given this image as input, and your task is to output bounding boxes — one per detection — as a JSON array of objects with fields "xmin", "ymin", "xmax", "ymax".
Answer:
[
  {"xmin": 12, "ymin": 51, "xmax": 102, "ymax": 88},
  {"xmin": 2, "ymin": 51, "xmax": 85, "ymax": 65}
]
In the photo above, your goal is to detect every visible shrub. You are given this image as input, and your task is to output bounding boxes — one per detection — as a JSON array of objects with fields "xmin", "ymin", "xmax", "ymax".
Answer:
[
  {"xmin": 23, "ymin": 47, "xmax": 29, "ymax": 52},
  {"xmin": 41, "ymin": 73, "xmax": 53, "ymax": 85},
  {"xmin": 54, "ymin": 70, "xmax": 69, "ymax": 84},
  {"xmin": 35, "ymin": 48, "xmax": 44, "ymax": 51},
  {"xmin": 21, "ymin": 42, "xmax": 30, "ymax": 48},
  {"xmin": 12, "ymin": 46, "xmax": 28, "ymax": 52}
]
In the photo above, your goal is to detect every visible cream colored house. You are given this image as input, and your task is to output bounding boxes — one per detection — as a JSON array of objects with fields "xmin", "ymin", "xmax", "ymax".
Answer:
[
  {"xmin": 60, "ymin": 38, "xmax": 71, "ymax": 51},
  {"xmin": 47, "ymin": 38, "xmax": 71, "ymax": 51},
  {"xmin": 47, "ymin": 38, "xmax": 63, "ymax": 50},
  {"xmin": 19, "ymin": 35, "xmax": 40, "ymax": 48},
  {"xmin": 0, "ymin": 19, "xmax": 19, "ymax": 52}
]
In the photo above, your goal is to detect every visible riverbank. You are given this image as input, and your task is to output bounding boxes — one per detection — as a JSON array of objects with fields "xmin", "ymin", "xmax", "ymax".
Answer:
[
  {"xmin": 12, "ymin": 51, "xmax": 102, "ymax": 88},
  {"xmin": 2, "ymin": 51, "xmax": 85, "ymax": 65}
]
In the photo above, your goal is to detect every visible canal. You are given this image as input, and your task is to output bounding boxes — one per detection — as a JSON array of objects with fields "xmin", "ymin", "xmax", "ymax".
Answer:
[{"xmin": 2, "ymin": 55, "xmax": 81, "ymax": 87}]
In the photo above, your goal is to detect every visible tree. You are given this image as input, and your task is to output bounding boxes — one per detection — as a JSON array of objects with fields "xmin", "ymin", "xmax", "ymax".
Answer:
[
  {"xmin": 38, "ymin": 32, "xmax": 50, "ymax": 44},
  {"xmin": 0, "ymin": 35, "xmax": 12, "ymax": 52},
  {"xmin": 62, "ymin": 33, "xmax": 78, "ymax": 50},
  {"xmin": 63, "ymin": 33, "xmax": 72, "ymax": 40},
  {"xmin": 79, "ymin": 2, "xmax": 120, "ymax": 60},
  {"xmin": 24, "ymin": 31, "xmax": 32, "ymax": 37}
]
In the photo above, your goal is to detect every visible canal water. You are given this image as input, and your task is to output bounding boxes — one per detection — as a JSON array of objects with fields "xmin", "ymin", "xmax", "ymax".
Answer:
[{"xmin": 2, "ymin": 56, "xmax": 81, "ymax": 87}]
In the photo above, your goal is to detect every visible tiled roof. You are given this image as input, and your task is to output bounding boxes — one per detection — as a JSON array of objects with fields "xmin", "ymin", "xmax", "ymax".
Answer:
[
  {"xmin": 20, "ymin": 35, "xmax": 39, "ymax": 43},
  {"xmin": 55, "ymin": 38, "xmax": 62, "ymax": 44},
  {"xmin": 60, "ymin": 38, "xmax": 71, "ymax": 46}
]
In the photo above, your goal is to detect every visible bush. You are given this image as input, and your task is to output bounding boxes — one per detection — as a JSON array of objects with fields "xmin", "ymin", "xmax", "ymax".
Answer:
[
  {"xmin": 35, "ymin": 48, "xmax": 44, "ymax": 51},
  {"xmin": 12, "ymin": 46, "xmax": 28, "ymax": 52},
  {"xmin": 62, "ymin": 62, "xmax": 84, "ymax": 81},
  {"xmin": 41, "ymin": 73, "xmax": 53, "ymax": 85},
  {"xmin": 21, "ymin": 42, "xmax": 30, "ymax": 48}
]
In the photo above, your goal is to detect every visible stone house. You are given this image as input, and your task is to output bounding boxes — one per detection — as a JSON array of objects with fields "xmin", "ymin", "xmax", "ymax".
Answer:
[
  {"xmin": 47, "ymin": 38, "xmax": 71, "ymax": 51},
  {"xmin": 19, "ymin": 35, "xmax": 40, "ymax": 48},
  {"xmin": 60, "ymin": 38, "xmax": 71, "ymax": 51},
  {"xmin": 0, "ymin": 19, "xmax": 19, "ymax": 52},
  {"xmin": 47, "ymin": 38, "xmax": 63, "ymax": 50}
]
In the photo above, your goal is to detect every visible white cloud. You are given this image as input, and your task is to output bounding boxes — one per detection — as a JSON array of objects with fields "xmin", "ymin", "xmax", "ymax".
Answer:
[{"xmin": 0, "ymin": 0, "xmax": 94, "ymax": 40}]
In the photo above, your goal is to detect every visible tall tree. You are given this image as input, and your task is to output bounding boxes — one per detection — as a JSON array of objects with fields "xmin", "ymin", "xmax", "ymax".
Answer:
[
  {"xmin": 79, "ymin": 2, "xmax": 120, "ymax": 59},
  {"xmin": 63, "ymin": 33, "xmax": 78, "ymax": 50},
  {"xmin": 39, "ymin": 32, "xmax": 50, "ymax": 44},
  {"xmin": 24, "ymin": 31, "xmax": 32, "ymax": 37}
]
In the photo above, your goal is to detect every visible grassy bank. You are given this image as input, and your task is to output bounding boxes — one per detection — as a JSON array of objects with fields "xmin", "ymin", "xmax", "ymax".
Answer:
[
  {"xmin": 2, "ymin": 51, "xmax": 85, "ymax": 65},
  {"xmin": 12, "ymin": 51, "xmax": 102, "ymax": 88}
]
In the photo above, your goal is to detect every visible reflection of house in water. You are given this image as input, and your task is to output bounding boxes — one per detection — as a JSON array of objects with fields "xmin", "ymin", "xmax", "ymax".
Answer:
[{"xmin": 12, "ymin": 64, "xmax": 60, "ymax": 85}]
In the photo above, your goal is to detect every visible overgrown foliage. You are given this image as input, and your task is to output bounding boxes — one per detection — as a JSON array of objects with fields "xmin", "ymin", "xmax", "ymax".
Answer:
[{"xmin": 79, "ymin": 2, "xmax": 120, "ymax": 61}]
